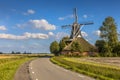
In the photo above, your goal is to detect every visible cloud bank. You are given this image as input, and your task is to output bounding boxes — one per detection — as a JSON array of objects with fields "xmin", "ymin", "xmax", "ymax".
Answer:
[
  {"xmin": 17, "ymin": 19, "xmax": 56, "ymax": 30},
  {"xmin": 0, "ymin": 32, "xmax": 49, "ymax": 40},
  {"xmin": 0, "ymin": 25, "xmax": 7, "ymax": 30}
]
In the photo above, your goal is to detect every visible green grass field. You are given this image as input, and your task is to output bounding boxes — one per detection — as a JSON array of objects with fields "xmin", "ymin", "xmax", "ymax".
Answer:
[
  {"xmin": 51, "ymin": 57, "xmax": 120, "ymax": 80},
  {"xmin": 0, "ymin": 53, "xmax": 53, "ymax": 80},
  {"xmin": 0, "ymin": 56, "xmax": 33, "ymax": 80}
]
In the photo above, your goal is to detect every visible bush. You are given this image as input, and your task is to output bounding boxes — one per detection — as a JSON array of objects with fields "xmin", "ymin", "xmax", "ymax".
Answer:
[
  {"xmin": 50, "ymin": 41, "xmax": 60, "ymax": 56},
  {"xmin": 71, "ymin": 41, "xmax": 83, "ymax": 53}
]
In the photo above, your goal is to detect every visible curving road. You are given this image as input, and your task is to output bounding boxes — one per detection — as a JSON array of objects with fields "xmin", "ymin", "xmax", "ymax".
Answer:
[{"xmin": 29, "ymin": 58, "xmax": 95, "ymax": 80}]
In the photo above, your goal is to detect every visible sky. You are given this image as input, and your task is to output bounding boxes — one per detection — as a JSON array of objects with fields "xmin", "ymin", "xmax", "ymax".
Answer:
[{"xmin": 0, "ymin": 0, "xmax": 120, "ymax": 53}]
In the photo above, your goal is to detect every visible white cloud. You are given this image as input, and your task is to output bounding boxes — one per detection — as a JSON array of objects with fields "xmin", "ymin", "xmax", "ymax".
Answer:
[
  {"xmin": 17, "ymin": 19, "xmax": 56, "ymax": 30},
  {"xmin": 48, "ymin": 32, "xmax": 54, "ymax": 36},
  {"xmin": 0, "ymin": 33, "xmax": 25, "ymax": 40},
  {"xmin": 93, "ymin": 30, "xmax": 101, "ymax": 36},
  {"xmin": 54, "ymin": 31, "xmax": 87, "ymax": 40},
  {"xmin": 55, "ymin": 32, "xmax": 69, "ymax": 39},
  {"xmin": 0, "ymin": 32, "xmax": 49, "ymax": 40},
  {"xmin": 0, "ymin": 25, "xmax": 7, "ymax": 30},
  {"xmin": 29, "ymin": 19, "xmax": 56, "ymax": 30},
  {"xmin": 28, "ymin": 9, "xmax": 35, "ymax": 14},
  {"xmin": 24, "ymin": 32, "xmax": 48, "ymax": 39},
  {"xmin": 81, "ymin": 31, "xmax": 88, "ymax": 37},
  {"xmin": 58, "ymin": 17, "xmax": 65, "ymax": 20},
  {"xmin": 83, "ymin": 14, "xmax": 88, "ymax": 19},
  {"xmin": 58, "ymin": 14, "xmax": 74, "ymax": 20},
  {"xmin": 23, "ymin": 9, "xmax": 35, "ymax": 15}
]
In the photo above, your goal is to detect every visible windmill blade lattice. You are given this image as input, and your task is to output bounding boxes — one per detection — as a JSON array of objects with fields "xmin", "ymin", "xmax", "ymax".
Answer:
[{"xmin": 61, "ymin": 8, "xmax": 93, "ymax": 40}]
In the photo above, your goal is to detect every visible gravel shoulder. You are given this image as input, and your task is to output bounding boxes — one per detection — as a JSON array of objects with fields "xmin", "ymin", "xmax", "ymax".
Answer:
[{"xmin": 14, "ymin": 60, "xmax": 32, "ymax": 80}]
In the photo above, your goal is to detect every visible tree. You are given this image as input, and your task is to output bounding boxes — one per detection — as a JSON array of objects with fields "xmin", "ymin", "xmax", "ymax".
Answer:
[
  {"xmin": 0, "ymin": 52, "xmax": 3, "ymax": 54},
  {"xmin": 59, "ymin": 36, "xmax": 69, "ymax": 51},
  {"xmin": 59, "ymin": 40, "xmax": 66, "ymax": 51},
  {"xmin": 100, "ymin": 16, "xmax": 118, "ymax": 46},
  {"xmin": 71, "ymin": 41, "xmax": 83, "ymax": 53},
  {"xmin": 112, "ymin": 43, "xmax": 120, "ymax": 56},
  {"xmin": 95, "ymin": 40, "xmax": 106, "ymax": 53},
  {"xmin": 99, "ymin": 16, "xmax": 118, "ymax": 55},
  {"xmin": 50, "ymin": 41, "xmax": 60, "ymax": 56},
  {"xmin": 61, "ymin": 36, "xmax": 69, "ymax": 41},
  {"xmin": 11, "ymin": 51, "xmax": 15, "ymax": 54}
]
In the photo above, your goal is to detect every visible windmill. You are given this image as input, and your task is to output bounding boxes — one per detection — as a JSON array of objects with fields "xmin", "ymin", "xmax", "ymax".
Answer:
[
  {"xmin": 61, "ymin": 8, "xmax": 96, "ymax": 55},
  {"xmin": 62, "ymin": 8, "xmax": 93, "ymax": 40}
]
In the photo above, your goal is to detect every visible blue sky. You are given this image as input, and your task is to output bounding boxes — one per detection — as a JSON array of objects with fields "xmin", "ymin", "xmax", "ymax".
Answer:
[{"xmin": 0, "ymin": 0, "xmax": 120, "ymax": 53}]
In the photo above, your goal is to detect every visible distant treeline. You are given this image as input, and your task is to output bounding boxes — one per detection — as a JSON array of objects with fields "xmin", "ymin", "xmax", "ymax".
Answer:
[{"xmin": 0, "ymin": 51, "xmax": 33, "ymax": 54}]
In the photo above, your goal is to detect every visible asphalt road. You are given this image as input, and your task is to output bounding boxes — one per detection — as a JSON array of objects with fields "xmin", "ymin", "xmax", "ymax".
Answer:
[{"xmin": 29, "ymin": 58, "xmax": 95, "ymax": 80}]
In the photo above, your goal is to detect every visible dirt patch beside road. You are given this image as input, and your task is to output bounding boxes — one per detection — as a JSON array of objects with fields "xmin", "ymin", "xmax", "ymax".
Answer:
[{"xmin": 14, "ymin": 60, "xmax": 32, "ymax": 80}]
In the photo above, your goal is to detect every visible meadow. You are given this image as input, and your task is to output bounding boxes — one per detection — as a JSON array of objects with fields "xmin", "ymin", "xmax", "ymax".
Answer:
[
  {"xmin": 1, "ymin": 54, "xmax": 120, "ymax": 80},
  {"xmin": 51, "ymin": 57, "xmax": 120, "ymax": 80},
  {"xmin": 0, "ymin": 55, "xmax": 32, "ymax": 80},
  {"xmin": 0, "ymin": 53, "xmax": 53, "ymax": 80}
]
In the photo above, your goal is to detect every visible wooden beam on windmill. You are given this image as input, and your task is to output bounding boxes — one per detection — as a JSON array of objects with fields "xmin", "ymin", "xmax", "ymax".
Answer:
[
  {"xmin": 74, "ymin": 8, "xmax": 78, "ymax": 23},
  {"xmin": 61, "ymin": 8, "xmax": 93, "ymax": 41},
  {"xmin": 71, "ymin": 8, "xmax": 93, "ymax": 39}
]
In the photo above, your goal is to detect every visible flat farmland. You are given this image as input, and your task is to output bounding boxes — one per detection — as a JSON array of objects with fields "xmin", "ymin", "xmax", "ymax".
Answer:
[
  {"xmin": 0, "ymin": 55, "xmax": 16, "ymax": 59},
  {"xmin": 66, "ymin": 57, "xmax": 120, "ymax": 67},
  {"xmin": 52, "ymin": 57, "xmax": 120, "ymax": 80}
]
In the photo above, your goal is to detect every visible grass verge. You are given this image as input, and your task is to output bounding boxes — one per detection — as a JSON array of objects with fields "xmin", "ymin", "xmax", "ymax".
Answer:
[
  {"xmin": 0, "ymin": 57, "xmax": 34, "ymax": 80},
  {"xmin": 50, "ymin": 57, "xmax": 120, "ymax": 80}
]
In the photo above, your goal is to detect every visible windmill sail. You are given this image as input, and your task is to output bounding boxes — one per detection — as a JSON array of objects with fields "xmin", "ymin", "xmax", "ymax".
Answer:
[{"xmin": 61, "ymin": 8, "xmax": 93, "ymax": 40}]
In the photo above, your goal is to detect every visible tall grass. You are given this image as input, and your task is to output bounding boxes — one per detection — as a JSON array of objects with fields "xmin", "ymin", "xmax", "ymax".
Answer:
[
  {"xmin": 0, "ymin": 57, "xmax": 33, "ymax": 80},
  {"xmin": 51, "ymin": 57, "xmax": 120, "ymax": 80}
]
